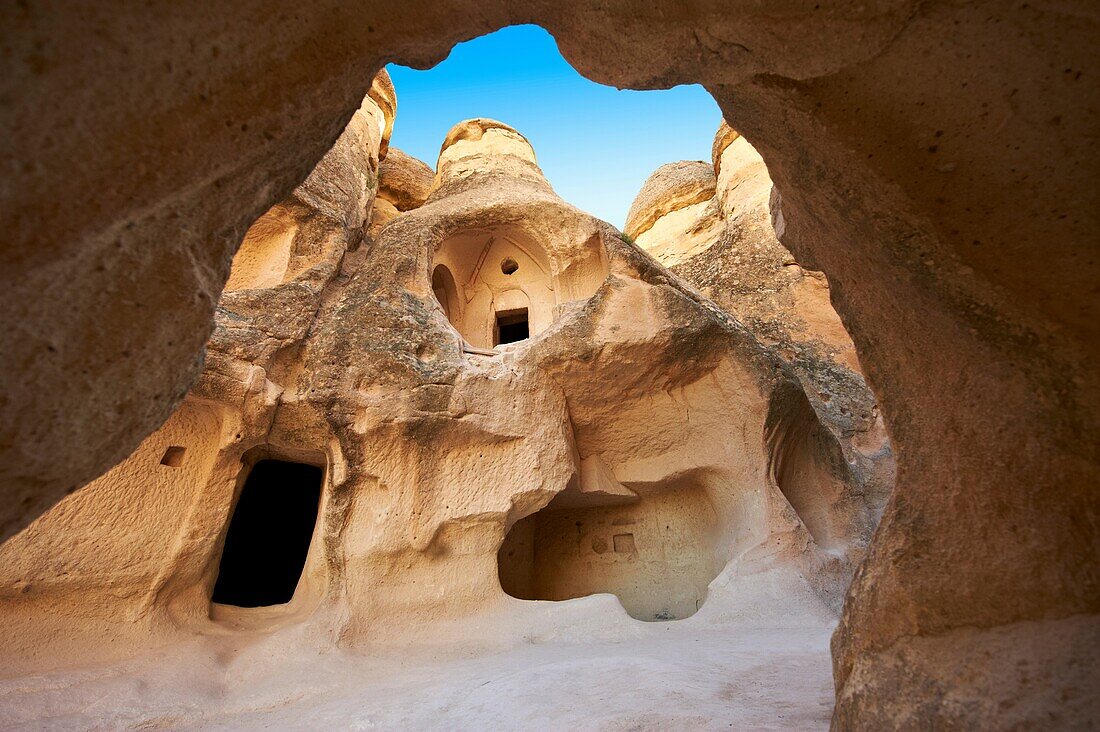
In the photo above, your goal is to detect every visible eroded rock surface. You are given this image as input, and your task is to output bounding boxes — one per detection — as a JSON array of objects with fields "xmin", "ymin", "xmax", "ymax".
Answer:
[
  {"xmin": 628, "ymin": 125, "xmax": 894, "ymax": 576},
  {"xmin": 0, "ymin": 110, "xmax": 874, "ymax": 732},
  {"xmin": 378, "ymin": 147, "xmax": 434, "ymax": 212},
  {"xmin": 1, "ymin": 3, "xmax": 1096, "ymax": 727},
  {"xmin": 625, "ymin": 161, "xmax": 719, "ymax": 253}
]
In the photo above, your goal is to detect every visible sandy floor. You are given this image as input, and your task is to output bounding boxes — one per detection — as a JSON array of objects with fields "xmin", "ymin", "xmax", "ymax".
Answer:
[{"xmin": 0, "ymin": 621, "xmax": 834, "ymax": 731}]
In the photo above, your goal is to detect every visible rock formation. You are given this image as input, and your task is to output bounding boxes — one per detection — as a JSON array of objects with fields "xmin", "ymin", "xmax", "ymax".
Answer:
[
  {"xmin": 0, "ymin": 67, "xmax": 395, "ymax": 666},
  {"xmin": 1, "ymin": 3, "xmax": 1096, "ymax": 728},
  {"xmin": 0, "ymin": 100, "xmax": 884, "ymax": 725},
  {"xmin": 627, "ymin": 124, "xmax": 895, "ymax": 572},
  {"xmin": 372, "ymin": 146, "xmax": 434, "ymax": 233}
]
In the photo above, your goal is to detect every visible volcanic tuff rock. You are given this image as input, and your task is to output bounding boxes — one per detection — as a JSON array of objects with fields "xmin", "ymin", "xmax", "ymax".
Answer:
[
  {"xmin": 378, "ymin": 147, "xmax": 434, "ymax": 212},
  {"xmin": 624, "ymin": 160, "xmax": 718, "ymax": 247},
  {"xmin": 628, "ymin": 123, "xmax": 895, "ymax": 563},
  {"xmin": 0, "ymin": 69, "xmax": 395, "ymax": 667},
  {"xmin": 0, "ymin": 104, "xmax": 875, "ymax": 716},
  {"xmin": 2, "ymin": 4, "xmax": 1096, "ymax": 726}
]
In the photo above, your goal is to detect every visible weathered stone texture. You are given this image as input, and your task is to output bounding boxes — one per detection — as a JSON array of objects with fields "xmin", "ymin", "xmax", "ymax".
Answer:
[{"xmin": 0, "ymin": 2, "xmax": 1095, "ymax": 726}]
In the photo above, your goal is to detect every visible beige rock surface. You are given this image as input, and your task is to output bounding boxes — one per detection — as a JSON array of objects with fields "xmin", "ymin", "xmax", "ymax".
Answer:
[
  {"xmin": 625, "ymin": 161, "xmax": 718, "ymax": 249},
  {"xmin": 0, "ymin": 70, "xmax": 395, "ymax": 670},
  {"xmin": 629, "ymin": 126, "xmax": 893, "ymax": 583},
  {"xmin": 1, "ymin": 3, "xmax": 1096, "ymax": 727},
  {"xmin": 0, "ymin": 117, "xmax": 868, "ymax": 728},
  {"xmin": 378, "ymin": 147, "xmax": 434, "ymax": 212}
]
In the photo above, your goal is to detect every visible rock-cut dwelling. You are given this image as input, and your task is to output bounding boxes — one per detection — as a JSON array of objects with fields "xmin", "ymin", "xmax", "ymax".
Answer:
[
  {"xmin": 0, "ymin": 4, "xmax": 1095, "ymax": 720},
  {"xmin": 0, "ymin": 75, "xmax": 886, "ymax": 672}
]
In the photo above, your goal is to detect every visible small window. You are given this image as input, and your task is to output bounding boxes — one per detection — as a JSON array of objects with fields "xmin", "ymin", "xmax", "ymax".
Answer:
[
  {"xmin": 500, "ymin": 258, "xmax": 519, "ymax": 275},
  {"xmin": 496, "ymin": 308, "xmax": 529, "ymax": 345},
  {"xmin": 160, "ymin": 446, "xmax": 186, "ymax": 467}
]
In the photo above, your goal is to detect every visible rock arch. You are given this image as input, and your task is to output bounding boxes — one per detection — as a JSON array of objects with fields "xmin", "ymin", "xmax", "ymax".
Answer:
[
  {"xmin": 432, "ymin": 227, "xmax": 553, "ymax": 347},
  {"xmin": 0, "ymin": 5, "xmax": 1095, "ymax": 727},
  {"xmin": 498, "ymin": 471, "xmax": 721, "ymax": 622},
  {"xmin": 764, "ymin": 381, "xmax": 854, "ymax": 554}
]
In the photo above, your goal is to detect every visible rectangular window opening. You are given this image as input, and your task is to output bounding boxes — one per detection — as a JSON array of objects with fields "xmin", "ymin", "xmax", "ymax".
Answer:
[
  {"xmin": 160, "ymin": 446, "xmax": 187, "ymax": 467},
  {"xmin": 496, "ymin": 308, "xmax": 529, "ymax": 345},
  {"xmin": 211, "ymin": 459, "xmax": 322, "ymax": 608}
]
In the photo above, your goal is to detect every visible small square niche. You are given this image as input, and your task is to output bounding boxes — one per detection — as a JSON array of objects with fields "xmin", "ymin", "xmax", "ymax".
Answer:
[
  {"xmin": 613, "ymin": 533, "xmax": 636, "ymax": 553},
  {"xmin": 160, "ymin": 446, "xmax": 187, "ymax": 467}
]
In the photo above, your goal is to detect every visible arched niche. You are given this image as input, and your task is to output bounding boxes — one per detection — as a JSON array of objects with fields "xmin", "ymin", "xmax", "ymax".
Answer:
[
  {"xmin": 764, "ymin": 381, "xmax": 851, "ymax": 553},
  {"xmin": 431, "ymin": 264, "xmax": 460, "ymax": 320},
  {"xmin": 498, "ymin": 464, "xmax": 722, "ymax": 622},
  {"xmin": 431, "ymin": 225, "xmax": 607, "ymax": 349},
  {"xmin": 224, "ymin": 205, "xmax": 300, "ymax": 292}
]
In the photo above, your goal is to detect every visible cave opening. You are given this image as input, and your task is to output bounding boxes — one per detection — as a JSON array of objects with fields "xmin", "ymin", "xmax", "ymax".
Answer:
[
  {"xmin": 764, "ymin": 384, "xmax": 850, "ymax": 552},
  {"xmin": 211, "ymin": 459, "xmax": 323, "ymax": 608},
  {"xmin": 498, "ymin": 483, "xmax": 720, "ymax": 621},
  {"xmin": 495, "ymin": 308, "xmax": 530, "ymax": 345}
]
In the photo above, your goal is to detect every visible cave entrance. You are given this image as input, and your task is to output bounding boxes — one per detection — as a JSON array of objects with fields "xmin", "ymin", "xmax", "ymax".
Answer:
[
  {"xmin": 212, "ymin": 459, "xmax": 323, "ymax": 608},
  {"xmin": 764, "ymin": 383, "xmax": 850, "ymax": 552},
  {"xmin": 498, "ymin": 482, "xmax": 720, "ymax": 621},
  {"xmin": 495, "ymin": 308, "xmax": 529, "ymax": 345}
]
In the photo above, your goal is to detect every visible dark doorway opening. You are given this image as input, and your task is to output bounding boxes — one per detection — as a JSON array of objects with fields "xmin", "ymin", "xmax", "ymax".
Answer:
[
  {"xmin": 212, "ymin": 459, "xmax": 322, "ymax": 608},
  {"xmin": 496, "ymin": 308, "xmax": 529, "ymax": 345}
]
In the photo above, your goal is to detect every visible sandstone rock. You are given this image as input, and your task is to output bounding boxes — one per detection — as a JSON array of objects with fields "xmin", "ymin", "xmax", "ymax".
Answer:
[
  {"xmin": 624, "ymin": 160, "xmax": 719, "ymax": 248},
  {"xmin": 0, "ymin": 119, "xmax": 871, "ymax": 714},
  {"xmin": 370, "ymin": 71, "xmax": 398, "ymax": 160},
  {"xmin": 431, "ymin": 117, "xmax": 544, "ymax": 194},
  {"xmin": 629, "ymin": 124, "xmax": 894, "ymax": 581},
  {"xmin": 711, "ymin": 124, "xmax": 740, "ymax": 176},
  {"xmin": 0, "ymin": 71, "xmax": 390, "ymax": 667},
  {"xmin": 644, "ymin": 124, "xmax": 874, "ymax": 428},
  {"xmin": 378, "ymin": 147, "xmax": 434, "ymax": 212},
  {"xmin": 0, "ymin": 3, "xmax": 1095, "ymax": 727}
]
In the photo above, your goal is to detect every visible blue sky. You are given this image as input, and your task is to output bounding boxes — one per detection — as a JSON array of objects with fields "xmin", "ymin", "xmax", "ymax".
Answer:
[{"xmin": 386, "ymin": 25, "xmax": 721, "ymax": 229}]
